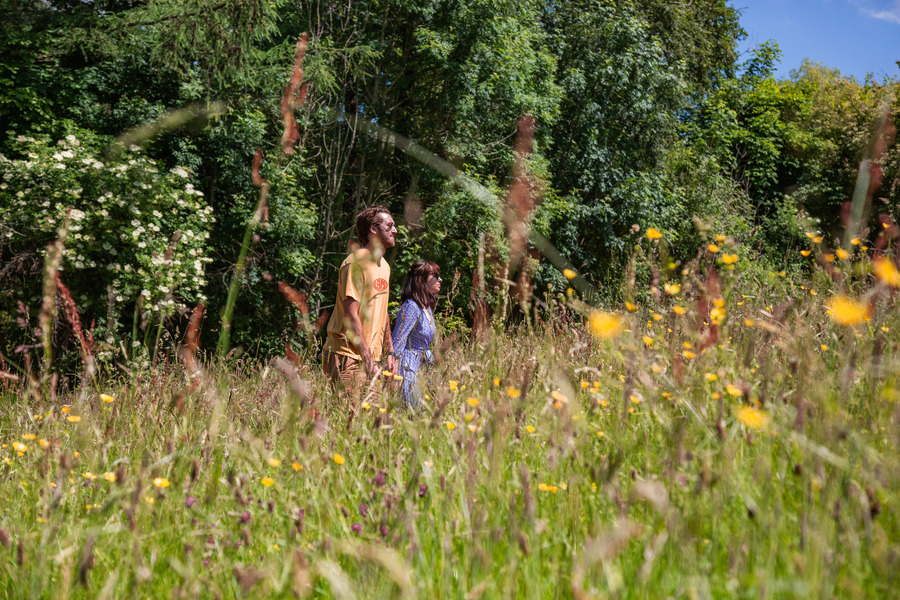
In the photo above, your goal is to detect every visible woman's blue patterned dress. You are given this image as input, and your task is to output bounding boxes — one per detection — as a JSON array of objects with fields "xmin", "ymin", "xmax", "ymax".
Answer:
[{"xmin": 392, "ymin": 299, "xmax": 436, "ymax": 410}]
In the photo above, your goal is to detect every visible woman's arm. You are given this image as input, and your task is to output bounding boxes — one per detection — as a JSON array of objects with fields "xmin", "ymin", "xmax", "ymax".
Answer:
[{"xmin": 391, "ymin": 300, "xmax": 421, "ymax": 365}]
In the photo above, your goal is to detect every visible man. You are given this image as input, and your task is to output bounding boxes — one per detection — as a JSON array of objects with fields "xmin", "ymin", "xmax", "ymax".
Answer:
[{"xmin": 322, "ymin": 206, "xmax": 398, "ymax": 388}]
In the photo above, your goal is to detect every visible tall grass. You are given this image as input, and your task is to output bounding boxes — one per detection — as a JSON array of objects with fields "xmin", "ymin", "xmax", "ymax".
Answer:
[{"xmin": 2, "ymin": 243, "xmax": 899, "ymax": 598}]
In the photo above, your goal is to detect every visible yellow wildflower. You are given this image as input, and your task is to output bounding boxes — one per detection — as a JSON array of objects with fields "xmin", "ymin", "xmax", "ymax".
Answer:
[
  {"xmin": 800, "ymin": 250, "xmax": 812, "ymax": 257},
  {"xmin": 588, "ymin": 310, "xmax": 623, "ymax": 339},
  {"xmin": 445, "ymin": 422, "xmax": 456, "ymax": 431},
  {"xmin": 707, "ymin": 243, "xmax": 719, "ymax": 253},
  {"xmin": 507, "ymin": 387, "xmax": 521, "ymax": 398},
  {"xmin": 66, "ymin": 416, "xmax": 81, "ymax": 423},
  {"xmin": 726, "ymin": 384, "xmax": 743, "ymax": 397},
  {"xmin": 625, "ymin": 301, "xmax": 637, "ymax": 312},
  {"xmin": 721, "ymin": 254, "xmax": 739, "ymax": 265},
  {"xmin": 563, "ymin": 268, "xmax": 577, "ymax": 279},
  {"xmin": 873, "ymin": 256, "xmax": 900, "ymax": 287},
  {"xmin": 100, "ymin": 394, "xmax": 115, "ymax": 403},
  {"xmin": 673, "ymin": 305, "xmax": 686, "ymax": 315},
  {"xmin": 735, "ymin": 406, "xmax": 771, "ymax": 430},
  {"xmin": 663, "ymin": 283, "xmax": 681, "ymax": 295},
  {"xmin": 466, "ymin": 397, "xmax": 479, "ymax": 407},
  {"xmin": 268, "ymin": 458, "xmax": 282, "ymax": 467},
  {"xmin": 826, "ymin": 295, "xmax": 870, "ymax": 326},
  {"xmin": 152, "ymin": 477, "xmax": 170, "ymax": 488},
  {"xmin": 261, "ymin": 477, "xmax": 274, "ymax": 487},
  {"xmin": 645, "ymin": 227, "xmax": 663, "ymax": 240},
  {"xmin": 525, "ymin": 425, "xmax": 535, "ymax": 434},
  {"xmin": 836, "ymin": 248, "xmax": 849, "ymax": 260},
  {"xmin": 333, "ymin": 454, "xmax": 345, "ymax": 465},
  {"xmin": 292, "ymin": 462, "xmax": 302, "ymax": 471}
]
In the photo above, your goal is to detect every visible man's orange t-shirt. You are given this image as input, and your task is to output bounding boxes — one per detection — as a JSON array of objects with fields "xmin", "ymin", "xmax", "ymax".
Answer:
[{"xmin": 323, "ymin": 248, "xmax": 391, "ymax": 361}]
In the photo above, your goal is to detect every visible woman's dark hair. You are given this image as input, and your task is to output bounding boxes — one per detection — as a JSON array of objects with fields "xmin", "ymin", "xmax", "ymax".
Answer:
[{"xmin": 401, "ymin": 261, "xmax": 440, "ymax": 309}]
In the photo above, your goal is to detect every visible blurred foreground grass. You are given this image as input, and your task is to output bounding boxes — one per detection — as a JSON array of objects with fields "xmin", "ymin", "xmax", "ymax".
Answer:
[{"xmin": 2, "ymin": 246, "xmax": 900, "ymax": 599}]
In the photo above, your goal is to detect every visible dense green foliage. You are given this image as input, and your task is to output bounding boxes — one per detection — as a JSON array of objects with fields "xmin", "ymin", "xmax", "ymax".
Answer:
[{"xmin": 1, "ymin": 0, "xmax": 898, "ymax": 367}]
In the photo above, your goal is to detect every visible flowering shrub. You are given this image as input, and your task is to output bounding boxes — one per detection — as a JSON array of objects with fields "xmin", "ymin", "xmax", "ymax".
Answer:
[{"xmin": 0, "ymin": 126, "xmax": 213, "ymax": 360}]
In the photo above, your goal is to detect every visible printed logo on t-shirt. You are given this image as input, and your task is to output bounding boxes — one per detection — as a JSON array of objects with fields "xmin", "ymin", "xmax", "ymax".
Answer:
[{"xmin": 373, "ymin": 278, "xmax": 388, "ymax": 292}]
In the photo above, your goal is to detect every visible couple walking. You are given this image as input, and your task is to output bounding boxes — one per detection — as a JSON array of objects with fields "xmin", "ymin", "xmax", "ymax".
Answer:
[{"xmin": 322, "ymin": 206, "xmax": 440, "ymax": 409}]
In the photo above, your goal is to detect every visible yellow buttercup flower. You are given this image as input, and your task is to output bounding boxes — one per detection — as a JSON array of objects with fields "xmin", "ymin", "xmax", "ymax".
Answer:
[
  {"xmin": 292, "ymin": 462, "xmax": 302, "ymax": 471},
  {"xmin": 800, "ymin": 250, "xmax": 812, "ymax": 257},
  {"xmin": 466, "ymin": 397, "xmax": 479, "ymax": 407},
  {"xmin": 672, "ymin": 305, "xmax": 686, "ymax": 315},
  {"xmin": 735, "ymin": 406, "xmax": 771, "ymax": 430},
  {"xmin": 707, "ymin": 243, "xmax": 719, "ymax": 253},
  {"xmin": 66, "ymin": 416, "xmax": 81, "ymax": 423},
  {"xmin": 525, "ymin": 425, "xmax": 535, "ymax": 433},
  {"xmin": 705, "ymin": 373, "xmax": 718, "ymax": 381},
  {"xmin": 836, "ymin": 248, "xmax": 849, "ymax": 260},
  {"xmin": 826, "ymin": 295, "xmax": 870, "ymax": 326},
  {"xmin": 813, "ymin": 236, "xmax": 823, "ymax": 243},
  {"xmin": 507, "ymin": 387, "xmax": 521, "ymax": 399},
  {"xmin": 261, "ymin": 477, "xmax": 274, "ymax": 487},
  {"xmin": 726, "ymin": 384, "xmax": 743, "ymax": 397},
  {"xmin": 721, "ymin": 254, "xmax": 739, "ymax": 265},
  {"xmin": 663, "ymin": 283, "xmax": 681, "ymax": 295},
  {"xmin": 714, "ymin": 234, "xmax": 726, "ymax": 243},
  {"xmin": 268, "ymin": 458, "xmax": 282, "ymax": 467},
  {"xmin": 448, "ymin": 380, "xmax": 459, "ymax": 392},
  {"xmin": 445, "ymin": 422, "xmax": 456, "ymax": 431},
  {"xmin": 563, "ymin": 268, "xmax": 577, "ymax": 279},
  {"xmin": 100, "ymin": 394, "xmax": 115, "ymax": 403},
  {"xmin": 645, "ymin": 227, "xmax": 663, "ymax": 240},
  {"xmin": 152, "ymin": 477, "xmax": 170, "ymax": 488},
  {"xmin": 873, "ymin": 256, "xmax": 900, "ymax": 287},
  {"xmin": 588, "ymin": 310, "xmax": 623, "ymax": 339},
  {"xmin": 333, "ymin": 454, "xmax": 345, "ymax": 465}
]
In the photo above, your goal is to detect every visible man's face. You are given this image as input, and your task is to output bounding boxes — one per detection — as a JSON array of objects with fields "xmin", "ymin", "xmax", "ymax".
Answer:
[{"xmin": 371, "ymin": 213, "xmax": 397, "ymax": 249}]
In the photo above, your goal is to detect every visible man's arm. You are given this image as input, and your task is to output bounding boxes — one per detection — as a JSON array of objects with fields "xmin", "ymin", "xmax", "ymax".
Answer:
[
  {"xmin": 344, "ymin": 297, "xmax": 375, "ymax": 375},
  {"xmin": 383, "ymin": 311, "xmax": 396, "ymax": 374}
]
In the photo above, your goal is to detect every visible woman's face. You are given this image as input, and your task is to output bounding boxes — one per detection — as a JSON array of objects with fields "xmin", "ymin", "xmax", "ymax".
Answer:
[{"xmin": 426, "ymin": 271, "xmax": 442, "ymax": 296}]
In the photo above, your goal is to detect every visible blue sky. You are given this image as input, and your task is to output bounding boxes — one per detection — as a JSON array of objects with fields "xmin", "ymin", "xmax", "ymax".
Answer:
[{"xmin": 737, "ymin": 0, "xmax": 900, "ymax": 80}]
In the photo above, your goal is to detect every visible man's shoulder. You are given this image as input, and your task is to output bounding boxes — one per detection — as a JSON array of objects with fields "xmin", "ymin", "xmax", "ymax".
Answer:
[{"xmin": 340, "ymin": 248, "xmax": 369, "ymax": 267}]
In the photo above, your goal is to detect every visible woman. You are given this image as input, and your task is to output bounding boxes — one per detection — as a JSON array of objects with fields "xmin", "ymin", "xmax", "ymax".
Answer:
[{"xmin": 391, "ymin": 261, "xmax": 441, "ymax": 410}]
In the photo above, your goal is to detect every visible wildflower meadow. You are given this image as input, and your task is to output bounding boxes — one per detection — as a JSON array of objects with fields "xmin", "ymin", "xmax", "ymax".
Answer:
[{"xmin": 3, "ymin": 228, "xmax": 900, "ymax": 598}]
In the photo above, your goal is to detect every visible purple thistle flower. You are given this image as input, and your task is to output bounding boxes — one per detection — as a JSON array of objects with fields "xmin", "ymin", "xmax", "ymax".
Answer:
[{"xmin": 351, "ymin": 523, "xmax": 362, "ymax": 534}]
